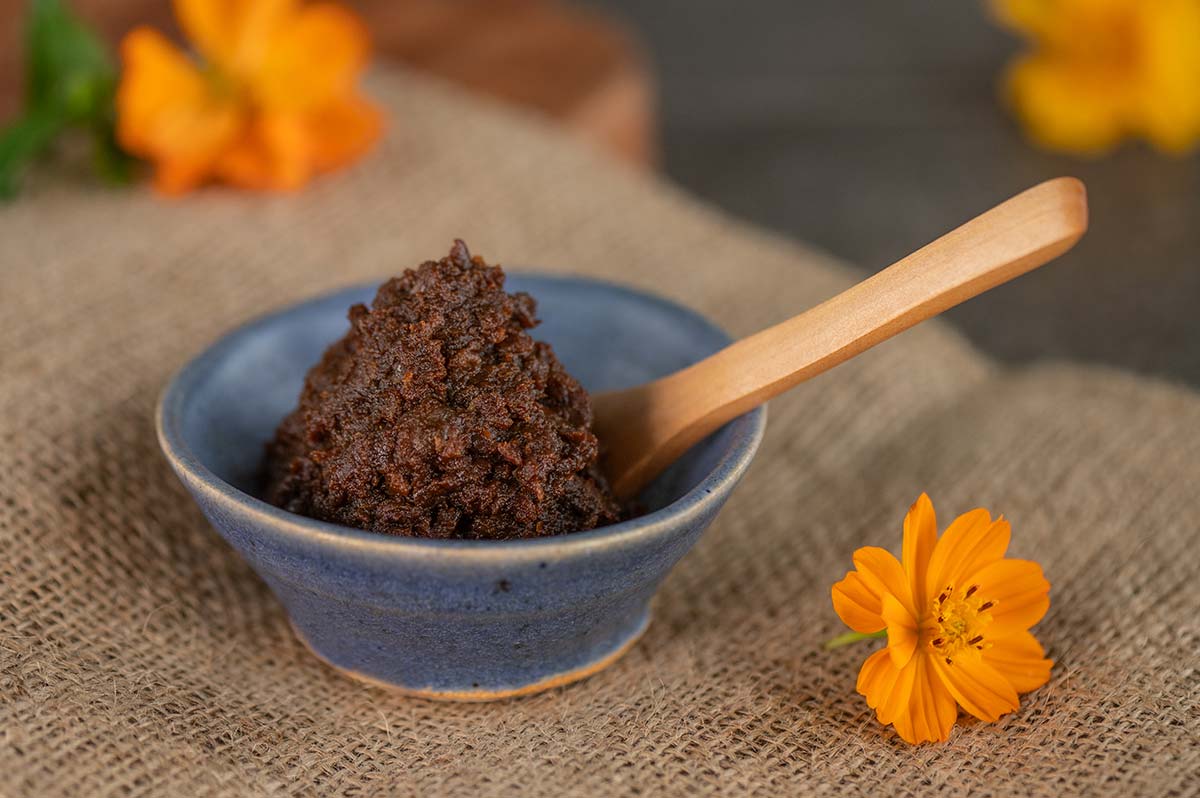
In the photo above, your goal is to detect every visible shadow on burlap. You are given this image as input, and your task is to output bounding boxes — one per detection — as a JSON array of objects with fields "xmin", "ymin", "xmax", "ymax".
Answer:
[{"xmin": 1, "ymin": 69, "xmax": 1196, "ymax": 797}]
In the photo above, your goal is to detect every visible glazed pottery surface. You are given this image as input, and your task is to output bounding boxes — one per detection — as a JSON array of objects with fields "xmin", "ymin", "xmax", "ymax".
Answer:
[{"xmin": 158, "ymin": 274, "xmax": 766, "ymax": 699}]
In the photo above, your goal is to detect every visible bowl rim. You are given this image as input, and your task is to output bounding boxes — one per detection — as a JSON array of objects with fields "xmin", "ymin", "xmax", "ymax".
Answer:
[{"xmin": 156, "ymin": 272, "xmax": 767, "ymax": 562}]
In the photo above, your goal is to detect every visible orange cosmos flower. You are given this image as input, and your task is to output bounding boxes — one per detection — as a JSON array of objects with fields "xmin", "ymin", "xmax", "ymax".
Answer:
[
  {"xmin": 831, "ymin": 493, "xmax": 1052, "ymax": 744},
  {"xmin": 116, "ymin": 0, "xmax": 382, "ymax": 193},
  {"xmin": 991, "ymin": 0, "xmax": 1200, "ymax": 155}
]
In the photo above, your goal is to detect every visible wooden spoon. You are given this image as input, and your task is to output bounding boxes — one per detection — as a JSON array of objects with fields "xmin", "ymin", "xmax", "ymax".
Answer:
[{"xmin": 593, "ymin": 177, "xmax": 1089, "ymax": 499}]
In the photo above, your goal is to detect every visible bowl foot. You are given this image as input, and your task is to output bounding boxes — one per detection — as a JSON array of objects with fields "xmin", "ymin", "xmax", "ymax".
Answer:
[{"xmin": 289, "ymin": 612, "xmax": 651, "ymax": 702}]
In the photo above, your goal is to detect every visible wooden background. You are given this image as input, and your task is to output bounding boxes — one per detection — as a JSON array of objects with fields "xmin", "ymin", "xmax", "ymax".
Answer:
[{"xmin": 4, "ymin": 0, "xmax": 1197, "ymax": 386}]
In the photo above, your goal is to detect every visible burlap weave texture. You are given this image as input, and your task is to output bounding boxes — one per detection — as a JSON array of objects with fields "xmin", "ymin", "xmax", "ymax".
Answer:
[{"xmin": 1, "ymin": 70, "xmax": 1197, "ymax": 797}]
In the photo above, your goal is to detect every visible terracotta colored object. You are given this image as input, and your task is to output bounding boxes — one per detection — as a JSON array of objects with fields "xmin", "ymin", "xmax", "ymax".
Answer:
[
  {"xmin": 363, "ymin": 0, "xmax": 656, "ymax": 167},
  {"xmin": 0, "ymin": 0, "xmax": 656, "ymax": 167}
]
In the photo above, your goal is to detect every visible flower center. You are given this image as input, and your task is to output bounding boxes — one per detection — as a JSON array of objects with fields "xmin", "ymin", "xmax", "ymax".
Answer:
[
  {"xmin": 202, "ymin": 64, "xmax": 240, "ymax": 100},
  {"xmin": 926, "ymin": 583, "xmax": 995, "ymax": 665}
]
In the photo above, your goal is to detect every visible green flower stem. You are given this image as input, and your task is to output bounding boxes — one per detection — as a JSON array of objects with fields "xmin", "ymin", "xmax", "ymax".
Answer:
[
  {"xmin": 823, "ymin": 629, "xmax": 887, "ymax": 650},
  {"xmin": 0, "ymin": 109, "xmax": 62, "ymax": 198}
]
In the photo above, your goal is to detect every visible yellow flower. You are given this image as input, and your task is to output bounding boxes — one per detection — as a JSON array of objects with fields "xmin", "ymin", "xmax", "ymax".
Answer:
[
  {"xmin": 992, "ymin": 0, "xmax": 1200, "ymax": 155},
  {"xmin": 116, "ymin": 0, "xmax": 382, "ymax": 194},
  {"xmin": 831, "ymin": 494, "xmax": 1052, "ymax": 744}
]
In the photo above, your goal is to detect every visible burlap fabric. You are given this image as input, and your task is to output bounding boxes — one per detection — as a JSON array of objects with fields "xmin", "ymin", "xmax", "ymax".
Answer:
[{"xmin": 2, "ymin": 68, "xmax": 1197, "ymax": 797}]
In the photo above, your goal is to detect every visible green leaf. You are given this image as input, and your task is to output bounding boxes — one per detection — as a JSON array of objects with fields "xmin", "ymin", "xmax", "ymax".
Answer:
[
  {"xmin": 25, "ymin": 0, "xmax": 117, "ymax": 120},
  {"xmin": 5, "ymin": 0, "xmax": 137, "ymax": 198},
  {"xmin": 0, "ymin": 108, "xmax": 64, "ymax": 198}
]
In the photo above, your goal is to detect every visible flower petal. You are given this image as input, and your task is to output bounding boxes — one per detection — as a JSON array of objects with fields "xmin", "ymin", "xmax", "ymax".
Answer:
[
  {"xmin": 983, "ymin": 629, "xmax": 1053, "ymax": 694},
  {"xmin": 1136, "ymin": 0, "xmax": 1200, "ymax": 153},
  {"xmin": 857, "ymin": 648, "xmax": 957, "ymax": 744},
  {"xmin": 832, "ymin": 546, "xmax": 913, "ymax": 634},
  {"xmin": 254, "ymin": 3, "xmax": 371, "ymax": 112},
  {"xmin": 892, "ymin": 655, "xmax": 958, "ymax": 744},
  {"xmin": 854, "ymin": 546, "xmax": 917, "ymax": 618},
  {"xmin": 856, "ymin": 648, "xmax": 901, "ymax": 712},
  {"xmin": 926, "ymin": 509, "xmax": 1010, "ymax": 596},
  {"xmin": 215, "ymin": 113, "xmax": 311, "ymax": 191},
  {"xmin": 881, "ymin": 592, "xmax": 918, "ymax": 669},
  {"xmin": 968, "ymin": 557, "xmax": 1051, "ymax": 636},
  {"xmin": 932, "ymin": 650, "xmax": 1020, "ymax": 723},
  {"xmin": 832, "ymin": 571, "xmax": 885, "ymax": 634},
  {"xmin": 989, "ymin": 0, "xmax": 1061, "ymax": 41},
  {"xmin": 174, "ymin": 0, "xmax": 296, "ymax": 75},
  {"xmin": 992, "ymin": 0, "xmax": 1136, "ymax": 49},
  {"xmin": 1004, "ymin": 53, "xmax": 1131, "ymax": 155},
  {"xmin": 902, "ymin": 493, "xmax": 937, "ymax": 613},
  {"xmin": 307, "ymin": 93, "xmax": 383, "ymax": 173},
  {"xmin": 117, "ymin": 27, "xmax": 241, "ymax": 193},
  {"xmin": 876, "ymin": 651, "xmax": 919, "ymax": 726}
]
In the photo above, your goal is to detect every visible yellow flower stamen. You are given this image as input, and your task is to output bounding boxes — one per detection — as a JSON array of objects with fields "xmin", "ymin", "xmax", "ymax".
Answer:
[{"xmin": 927, "ymin": 583, "xmax": 995, "ymax": 664}]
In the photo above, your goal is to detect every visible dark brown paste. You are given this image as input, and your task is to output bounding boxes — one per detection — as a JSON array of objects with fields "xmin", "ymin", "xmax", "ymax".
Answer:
[{"xmin": 264, "ymin": 240, "xmax": 622, "ymax": 539}]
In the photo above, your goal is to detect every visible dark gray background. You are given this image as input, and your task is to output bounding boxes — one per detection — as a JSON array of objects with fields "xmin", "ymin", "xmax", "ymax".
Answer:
[{"xmin": 583, "ymin": 0, "xmax": 1200, "ymax": 385}]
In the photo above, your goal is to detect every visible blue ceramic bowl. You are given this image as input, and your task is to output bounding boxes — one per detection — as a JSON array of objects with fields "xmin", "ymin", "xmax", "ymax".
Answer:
[{"xmin": 157, "ymin": 274, "xmax": 766, "ymax": 700}]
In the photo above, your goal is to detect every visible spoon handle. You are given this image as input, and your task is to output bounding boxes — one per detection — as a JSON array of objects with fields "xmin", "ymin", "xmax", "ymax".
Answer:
[{"xmin": 596, "ymin": 177, "xmax": 1088, "ymax": 498}]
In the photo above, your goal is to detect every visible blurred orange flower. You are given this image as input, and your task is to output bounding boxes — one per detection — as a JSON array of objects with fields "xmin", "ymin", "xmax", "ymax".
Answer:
[
  {"xmin": 992, "ymin": 0, "xmax": 1200, "ymax": 155},
  {"xmin": 117, "ymin": 0, "xmax": 382, "ymax": 193},
  {"xmin": 830, "ymin": 494, "xmax": 1052, "ymax": 744}
]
